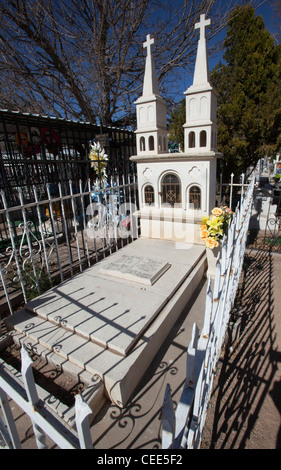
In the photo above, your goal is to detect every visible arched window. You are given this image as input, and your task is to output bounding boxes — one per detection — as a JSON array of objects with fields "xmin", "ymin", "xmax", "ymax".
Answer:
[
  {"xmin": 200, "ymin": 96, "xmax": 208, "ymax": 115},
  {"xmin": 200, "ymin": 130, "xmax": 207, "ymax": 147},
  {"xmin": 161, "ymin": 173, "xmax": 181, "ymax": 207},
  {"xmin": 148, "ymin": 106, "xmax": 154, "ymax": 122},
  {"xmin": 139, "ymin": 107, "xmax": 146, "ymax": 123},
  {"xmin": 149, "ymin": 136, "xmax": 154, "ymax": 151},
  {"xmin": 144, "ymin": 185, "xmax": 155, "ymax": 205},
  {"xmin": 140, "ymin": 136, "xmax": 145, "ymax": 151},
  {"xmin": 189, "ymin": 186, "xmax": 201, "ymax": 210},
  {"xmin": 189, "ymin": 98, "xmax": 196, "ymax": 116},
  {"xmin": 189, "ymin": 131, "xmax": 195, "ymax": 148}
]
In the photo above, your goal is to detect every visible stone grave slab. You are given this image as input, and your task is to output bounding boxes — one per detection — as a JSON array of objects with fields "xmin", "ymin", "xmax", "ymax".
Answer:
[
  {"xmin": 25, "ymin": 239, "xmax": 205, "ymax": 357},
  {"xmin": 25, "ymin": 271, "xmax": 169, "ymax": 356},
  {"xmin": 99, "ymin": 255, "xmax": 170, "ymax": 286},
  {"xmin": 8, "ymin": 238, "xmax": 207, "ymax": 407}
]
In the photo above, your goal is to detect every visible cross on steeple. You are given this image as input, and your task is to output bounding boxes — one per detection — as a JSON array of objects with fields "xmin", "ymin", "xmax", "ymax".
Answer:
[
  {"xmin": 143, "ymin": 34, "xmax": 154, "ymax": 58},
  {"xmin": 195, "ymin": 14, "xmax": 211, "ymax": 40}
]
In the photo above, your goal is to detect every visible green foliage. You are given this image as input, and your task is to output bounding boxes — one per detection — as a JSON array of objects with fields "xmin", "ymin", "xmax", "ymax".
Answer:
[
  {"xmin": 168, "ymin": 99, "xmax": 185, "ymax": 149},
  {"xmin": 211, "ymin": 5, "xmax": 281, "ymax": 180}
]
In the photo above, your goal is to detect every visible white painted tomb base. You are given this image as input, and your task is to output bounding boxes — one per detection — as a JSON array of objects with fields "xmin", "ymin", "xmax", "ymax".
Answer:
[
  {"xmin": 5, "ymin": 238, "xmax": 206, "ymax": 408},
  {"xmin": 136, "ymin": 207, "xmax": 204, "ymax": 244}
]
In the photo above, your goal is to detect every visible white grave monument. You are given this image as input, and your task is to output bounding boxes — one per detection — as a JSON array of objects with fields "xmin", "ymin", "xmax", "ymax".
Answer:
[
  {"xmin": 4, "ymin": 16, "xmax": 213, "ymax": 410},
  {"xmin": 131, "ymin": 14, "xmax": 222, "ymax": 244}
]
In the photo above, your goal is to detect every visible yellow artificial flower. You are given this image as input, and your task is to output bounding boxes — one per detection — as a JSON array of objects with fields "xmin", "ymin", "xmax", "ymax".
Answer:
[
  {"xmin": 205, "ymin": 237, "xmax": 219, "ymax": 249},
  {"xmin": 211, "ymin": 207, "xmax": 223, "ymax": 217},
  {"xmin": 200, "ymin": 206, "xmax": 234, "ymax": 249},
  {"xmin": 200, "ymin": 229, "xmax": 209, "ymax": 239},
  {"xmin": 206, "ymin": 216, "xmax": 220, "ymax": 229}
]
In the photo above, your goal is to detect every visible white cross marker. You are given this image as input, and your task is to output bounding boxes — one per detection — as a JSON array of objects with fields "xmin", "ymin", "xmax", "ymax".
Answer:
[
  {"xmin": 195, "ymin": 14, "xmax": 211, "ymax": 40},
  {"xmin": 143, "ymin": 34, "xmax": 154, "ymax": 58}
]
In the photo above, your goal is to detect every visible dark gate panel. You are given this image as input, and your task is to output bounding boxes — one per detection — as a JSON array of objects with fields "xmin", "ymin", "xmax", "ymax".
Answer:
[{"xmin": 0, "ymin": 110, "xmax": 136, "ymax": 205}]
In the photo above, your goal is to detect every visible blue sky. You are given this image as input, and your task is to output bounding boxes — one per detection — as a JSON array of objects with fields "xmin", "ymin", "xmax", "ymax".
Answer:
[
  {"xmin": 255, "ymin": 0, "xmax": 278, "ymax": 39},
  {"xmin": 208, "ymin": 0, "xmax": 279, "ymax": 71},
  {"xmin": 164, "ymin": 1, "xmax": 279, "ymax": 108}
]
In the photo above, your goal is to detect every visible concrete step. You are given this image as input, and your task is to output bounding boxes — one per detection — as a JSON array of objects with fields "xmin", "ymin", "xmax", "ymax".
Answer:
[
  {"xmin": 9, "ymin": 330, "xmax": 95, "ymax": 386},
  {"xmin": 2, "ymin": 314, "xmax": 107, "ymax": 425},
  {"xmin": 4, "ymin": 309, "xmax": 108, "ymax": 378}
]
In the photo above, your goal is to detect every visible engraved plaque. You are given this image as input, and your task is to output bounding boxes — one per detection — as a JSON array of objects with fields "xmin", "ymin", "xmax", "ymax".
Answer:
[{"xmin": 100, "ymin": 255, "xmax": 170, "ymax": 286}]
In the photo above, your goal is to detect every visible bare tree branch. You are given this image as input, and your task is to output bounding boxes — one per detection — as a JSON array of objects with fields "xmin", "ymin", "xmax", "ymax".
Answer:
[{"xmin": 0, "ymin": 0, "xmax": 260, "ymax": 126}]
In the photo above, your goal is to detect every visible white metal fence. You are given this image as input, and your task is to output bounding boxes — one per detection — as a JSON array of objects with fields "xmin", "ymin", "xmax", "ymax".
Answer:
[
  {"xmin": 0, "ymin": 169, "xmax": 252, "ymax": 319},
  {"xmin": 0, "ymin": 167, "xmax": 257, "ymax": 449},
  {"xmin": 0, "ymin": 174, "xmax": 139, "ymax": 449},
  {"xmin": 0, "ymin": 174, "xmax": 138, "ymax": 318},
  {"xmin": 218, "ymin": 172, "xmax": 250, "ymax": 211},
  {"xmin": 0, "ymin": 345, "xmax": 93, "ymax": 449},
  {"xmin": 161, "ymin": 170, "xmax": 256, "ymax": 449}
]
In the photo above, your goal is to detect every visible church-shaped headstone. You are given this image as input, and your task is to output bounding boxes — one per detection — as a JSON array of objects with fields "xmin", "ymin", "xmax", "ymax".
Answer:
[{"xmin": 131, "ymin": 15, "xmax": 222, "ymax": 244}]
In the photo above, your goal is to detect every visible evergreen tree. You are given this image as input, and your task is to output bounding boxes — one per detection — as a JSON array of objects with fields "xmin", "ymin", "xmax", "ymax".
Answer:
[
  {"xmin": 211, "ymin": 5, "xmax": 281, "ymax": 180},
  {"xmin": 168, "ymin": 98, "xmax": 185, "ymax": 150}
]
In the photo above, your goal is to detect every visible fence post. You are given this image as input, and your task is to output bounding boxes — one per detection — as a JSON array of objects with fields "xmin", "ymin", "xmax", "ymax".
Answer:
[
  {"xmin": 69, "ymin": 180, "xmax": 83, "ymax": 271},
  {"xmin": 18, "ymin": 188, "xmax": 40, "ymax": 292},
  {"xmin": 21, "ymin": 346, "xmax": 47, "ymax": 449},
  {"xmin": 219, "ymin": 173, "xmax": 222, "ymax": 205},
  {"xmin": 46, "ymin": 184, "xmax": 64, "ymax": 283},
  {"xmin": 201, "ymin": 279, "xmax": 212, "ymax": 339},
  {"xmin": 160, "ymin": 165, "xmax": 258, "ymax": 450},
  {"xmin": 174, "ymin": 323, "xmax": 199, "ymax": 449},
  {"xmin": 33, "ymin": 185, "xmax": 53, "ymax": 286},
  {"xmin": 161, "ymin": 384, "xmax": 175, "ymax": 449},
  {"xmin": 0, "ymin": 263, "xmax": 13, "ymax": 317},
  {"xmin": 87, "ymin": 178, "xmax": 99, "ymax": 262},
  {"xmin": 75, "ymin": 394, "xmax": 93, "ymax": 449},
  {"xmin": 0, "ymin": 190, "xmax": 27, "ymax": 304},
  {"xmin": 240, "ymin": 173, "xmax": 245, "ymax": 203},
  {"xmin": 0, "ymin": 387, "xmax": 21, "ymax": 449}
]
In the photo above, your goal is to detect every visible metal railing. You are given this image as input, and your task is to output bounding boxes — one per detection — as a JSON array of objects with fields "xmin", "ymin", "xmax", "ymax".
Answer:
[
  {"xmin": 0, "ymin": 163, "xmax": 265, "ymax": 449},
  {"xmin": 0, "ymin": 174, "xmax": 139, "ymax": 316},
  {"xmin": 161, "ymin": 169, "xmax": 256, "ymax": 449},
  {"xmin": 217, "ymin": 172, "xmax": 250, "ymax": 211},
  {"xmin": 0, "ymin": 345, "xmax": 93, "ymax": 449}
]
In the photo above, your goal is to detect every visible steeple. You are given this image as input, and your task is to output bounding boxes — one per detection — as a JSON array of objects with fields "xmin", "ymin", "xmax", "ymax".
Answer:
[
  {"xmin": 183, "ymin": 13, "xmax": 218, "ymax": 154},
  {"xmin": 142, "ymin": 34, "xmax": 160, "ymax": 97},
  {"xmin": 134, "ymin": 34, "xmax": 168, "ymax": 155},
  {"xmin": 192, "ymin": 14, "xmax": 211, "ymax": 89}
]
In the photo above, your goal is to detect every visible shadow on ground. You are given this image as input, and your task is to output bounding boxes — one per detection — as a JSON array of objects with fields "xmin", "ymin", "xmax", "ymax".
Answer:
[
  {"xmin": 89, "ymin": 277, "xmax": 207, "ymax": 450},
  {"xmin": 201, "ymin": 248, "xmax": 281, "ymax": 449}
]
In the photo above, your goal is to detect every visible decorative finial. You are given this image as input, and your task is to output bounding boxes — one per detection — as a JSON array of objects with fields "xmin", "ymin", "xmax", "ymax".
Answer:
[
  {"xmin": 195, "ymin": 14, "xmax": 211, "ymax": 40},
  {"xmin": 143, "ymin": 34, "xmax": 155, "ymax": 58}
]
